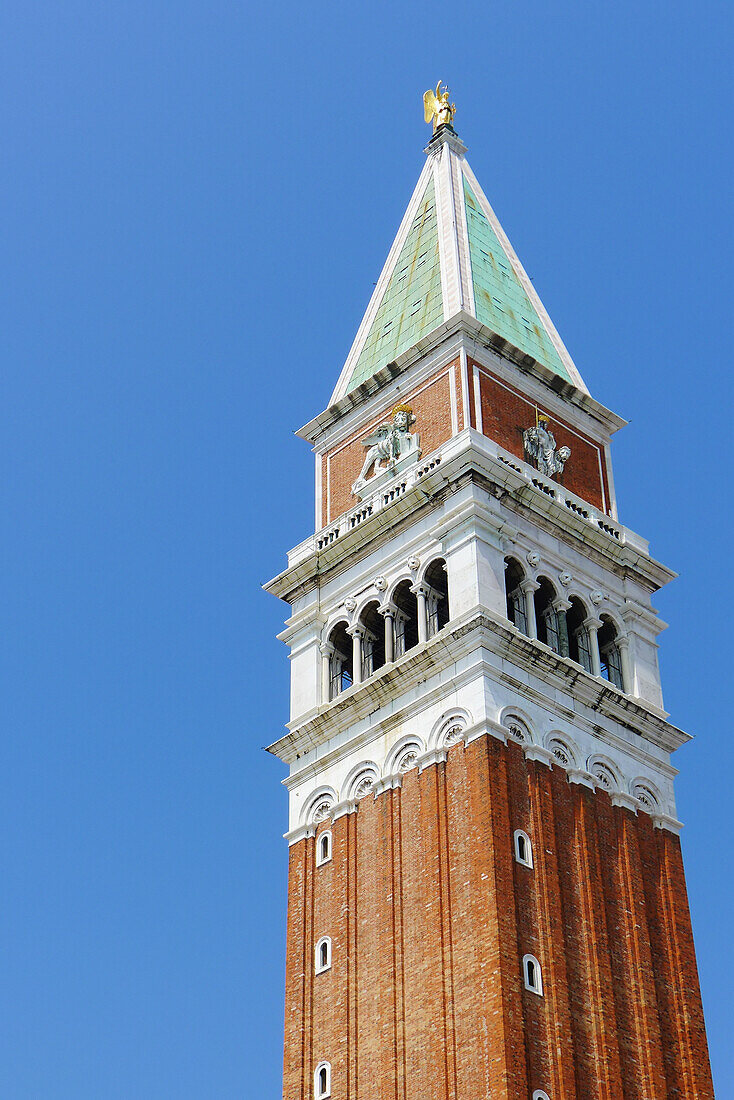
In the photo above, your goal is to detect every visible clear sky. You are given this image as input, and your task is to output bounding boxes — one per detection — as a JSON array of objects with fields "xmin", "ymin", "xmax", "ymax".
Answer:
[{"xmin": 1, "ymin": 1, "xmax": 732, "ymax": 1095}]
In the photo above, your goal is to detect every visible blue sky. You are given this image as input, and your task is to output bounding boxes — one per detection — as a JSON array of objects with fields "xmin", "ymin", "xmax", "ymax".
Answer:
[{"xmin": 1, "ymin": 1, "xmax": 732, "ymax": 1095}]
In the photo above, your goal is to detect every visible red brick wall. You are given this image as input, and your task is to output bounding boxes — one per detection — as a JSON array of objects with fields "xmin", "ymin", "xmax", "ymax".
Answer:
[
  {"xmin": 322, "ymin": 360, "xmax": 460, "ymax": 526},
  {"xmin": 470, "ymin": 360, "xmax": 612, "ymax": 514},
  {"xmin": 283, "ymin": 739, "xmax": 714, "ymax": 1099}
]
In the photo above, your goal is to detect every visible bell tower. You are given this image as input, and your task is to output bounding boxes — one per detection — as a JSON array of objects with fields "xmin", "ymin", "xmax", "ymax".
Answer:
[{"xmin": 266, "ymin": 103, "xmax": 714, "ymax": 1100}]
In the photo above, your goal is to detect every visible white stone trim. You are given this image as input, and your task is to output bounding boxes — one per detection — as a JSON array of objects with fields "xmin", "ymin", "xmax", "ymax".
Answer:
[
  {"xmin": 524, "ymin": 744, "xmax": 554, "ymax": 767},
  {"xmin": 315, "ymin": 936, "xmax": 332, "ymax": 975},
  {"xmin": 417, "ymin": 746, "xmax": 448, "ymax": 773},
  {"xmin": 611, "ymin": 791, "xmax": 639, "ymax": 813},
  {"xmin": 567, "ymin": 768, "xmax": 597, "ymax": 790},
  {"xmin": 314, "ymin": 1061, "xmax": 331, "ymax": 1099},
  {"xmin": 652, "ymin": 812, "xmax": 684, "ymax": 836},
  {"xmin": 315, "ymin": 829, "xmax": 332, "ymax": 866},
  {"xmin": 514, "ymin": 829, "xmax": 533, "ymax": 869},
  {"xmin": 522, "ymin": 953, "xmax": 543, "ymax": 996}
]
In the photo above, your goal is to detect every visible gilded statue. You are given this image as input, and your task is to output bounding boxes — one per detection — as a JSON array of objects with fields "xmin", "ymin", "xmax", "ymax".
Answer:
[{"xmin": 423, "ymin": 81, "xmax": 456, "ymax": 132}]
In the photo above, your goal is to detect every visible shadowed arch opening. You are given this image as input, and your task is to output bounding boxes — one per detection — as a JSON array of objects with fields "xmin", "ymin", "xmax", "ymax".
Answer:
[
  {"xmin": 534, "ymin": 577, "xmax": 565, "ymax": 655},
  {"xmin": 327, "ymin": 620, "xmax": 353, "ymax": 699},
  {"xmin": 504, "ymin": 556, "xmax": 528, "ymax": 634},
  {"xmin": 598, "ymin": 614, "xmax": 624, "ymax": 689},
  {"xmin": 566, "ymin": 596, "xmax": 592, "ymax": 671},
  {"xmin": 392, "ymin": 580, "xmax": 419, "ymax": 657},
  {"xmin": 359, "ymin": 600, "xmax": 385, "ymax": 678},
  {"xmin": 424, "ymin": 557, "xmax": 449, "ymax": 636}
]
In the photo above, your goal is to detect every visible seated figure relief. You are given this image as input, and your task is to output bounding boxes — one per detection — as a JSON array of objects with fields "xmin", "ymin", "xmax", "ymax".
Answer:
[{"xmin": 352, "ymin": 404, "xmax": 421, "ymax": 497}]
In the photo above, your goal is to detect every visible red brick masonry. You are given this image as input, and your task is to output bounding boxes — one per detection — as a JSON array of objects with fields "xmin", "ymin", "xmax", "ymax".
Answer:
[{"xmin": 283, "ymin": 737, "xmax": 713, "ymax": 1099}]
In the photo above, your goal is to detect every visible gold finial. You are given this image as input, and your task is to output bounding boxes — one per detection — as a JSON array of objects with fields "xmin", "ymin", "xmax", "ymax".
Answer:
[{"xmin": 423, "ymin": 80, "xmax": 456, "ymax": 132}]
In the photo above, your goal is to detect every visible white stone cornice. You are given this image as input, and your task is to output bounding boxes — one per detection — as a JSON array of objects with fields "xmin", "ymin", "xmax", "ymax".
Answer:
[
  {"xmin": 331, "ymin": 798, "xmax": 358, "ymax": 821},
  {"xmin": 652, "ymin": 812, "xmax": 684, "ymax": 836},
  {"xmin": 524, "ymin": 744, "xmax": 554, "ymax": 767},
  {"xmin": 417, "ymin": 747, "xmax": 448, "ymax": 772},
  {"xmin": 568, "ymin": 768, "xmax": 597, "ymax": 790},
  {"xmin": 373, "ymin": 772, "xmax": 403, "ymax": 796},
  {"xmin": 611, "ymin": 791, "xmax": 639, "ymax": 813},
  {"xmin": 284, "ymin": 823, "xmax": 316, "ymax": 845}
]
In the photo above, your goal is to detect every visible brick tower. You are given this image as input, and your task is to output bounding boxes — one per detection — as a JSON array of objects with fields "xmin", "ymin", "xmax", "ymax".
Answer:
[{"xmin": 265, "ymin": 107, "xmax": 714, "ymax": 1099}]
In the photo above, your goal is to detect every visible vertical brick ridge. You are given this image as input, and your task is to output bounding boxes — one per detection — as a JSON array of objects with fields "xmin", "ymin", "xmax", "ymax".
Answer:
[
  {"xmin": 389, "ymin": 789, "xmax": 407, "ymax": 1100},
  {"xmin": 435, "ymin": 761, "xmax": 458, "ymax": 1099},
  {"xmin": 480, "ymin": 736, "xmax": 529, "ymax": 1097},
  {"xmin": 527, "ymin": 760, "xmax": 578, "ymax": 1097},
  {"xmin": 653, "ymin": 830, "xmax": 715, "ymax": 1098},
  {"xmin": 605, "ymin": 807, "xmax": 668, "ymax": 1098},
  {"xmin": 305, "ymin": 836, "xmax": 316, "ymax": 1098},
  {"xmin": 346, "ymin": 810, "xmax": 359, "ymax": 1100},
  {"xmin": 328, "ymin": 814, "xmax": 351, "ymax": 1099},
  {"xmin": 283, "ymin": 839, "xmax": 308, "ymax": 1100},
  {"xmin": 445, "ymin": 740, "xmax": 493, "ymax": 1097},
  {"xmin": 413, "ymin": 761, "xmax": 450, "ymax": 1099},
  {"xmin": 562, "ymin": 783, "xmax": 624, "ymax": 1095}
]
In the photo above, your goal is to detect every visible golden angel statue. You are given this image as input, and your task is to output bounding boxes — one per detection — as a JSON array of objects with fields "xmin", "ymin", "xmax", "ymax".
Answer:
[{"xmin": 423, "ymin": 81, "xmax": 456, "ymax": 132}]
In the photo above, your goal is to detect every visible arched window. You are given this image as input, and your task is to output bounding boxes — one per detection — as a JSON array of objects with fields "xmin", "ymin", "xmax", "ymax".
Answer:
[
  {"xmin": 566, "ymin": 596, "xmax": 592, "ymax": 672},
  {"xmin": 514, "ymin": 829, "xmax": 533, "ymax": 868},
  {"xmin": 533, "ymin": 1092, "xmax": 551, "ymax": 1100},
  {"xmin": 392, "ymin": 580, "xmax": 419, "ymax": 658},
  {"xmin": 523, "ymin": 953, "xmax": 543, "ymax": 995},
  {"xmin": 424, "ymin": 558, "xmax": 449, "ymax": 637},
  {"xmin": 598, "ymin": 615, "xmax": 624, "ymax": 690},
  {"xmin": 534, "ymin": 578, "xmax": 567, "ymax": 656},
  {"xmin": 504, "ymin": 557, "xmax": 528, "ymax": 635},
  {"xmin": 315, "ymin": 936, "xmax": 332, "ymax": 974},
  {"xmin": 314, "ymin": 1061, "xmax": 331, "ymax": 1098},
  {"xmin": 316, "ymin": 830, "xmax": 332, "ymax": 867},
  {"xmin": 327, "ymin": 621, "xmax": 353, "ymax": 699},
  {"xmin": 358, "ymin": 600, "xmax": 385, "ymax": 679}
]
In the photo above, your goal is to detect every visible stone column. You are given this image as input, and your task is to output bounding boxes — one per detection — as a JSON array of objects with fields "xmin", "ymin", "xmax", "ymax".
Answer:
[
  {"xmin": 520, "ymin": 578, "xmax": 539, "ymax": 638},
  {"xmin": 379, "ymin": 604, "xmax": 396, "ymax": 664},
  {"xmin": 584, "ymin": 617, "xmax": 603, "ymax": 678},
  {"xmin": 349, "ymin": 625, "xmax": 364, "ymax": 686},
  {"xmin": 319, "ymin": 642, "xmax": 334, "ymax": 703},
  {"xmin": 618, "ymin": 636, "xmax": 632, "ymax": 694},
  {"xmin": 552, "ymin": 597, "xmax": 572, "ymax": 658},
  {"xmin": 413, "ymin": 584, "xmax": 429, "ymax": 644}
]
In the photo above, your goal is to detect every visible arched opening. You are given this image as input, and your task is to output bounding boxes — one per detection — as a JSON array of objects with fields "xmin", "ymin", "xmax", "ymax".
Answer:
[
  {"xmin": 315, "ymin": 936, "xmax": 331, "ymax": 974},
  {"xmin": 566, "ymin": 596, "xmax": 592, "ymax": 671},
  {"xmin": 504, "ymin": 557, "xmax": 528, "ymax": 634},
  {"xmin": 514, "ymin": 829, "xmax": 533, "ymax": 868},
  {"xmin": 534, "ymin": 577, "xmax": 567, "ymax": 655},
  {"xmin": 424, "ymin": 558, "xmax": 449, "ymax": 637},
  {"xmin": 598, "ymin": 615, "xmax": 624, "ymax": 690},
  {"xmin": 315, "ymin": 1061, "xmax": 331, "ymax": 1098},
  {"xmin": 523, "ymin": 953, "xmax": 543, "ymax": 995},
  {"xmin": 392, "ymin": 580, "xmax": 419, "ymax": 658},
  {"xmin": 327, "ymin": 621, "xmax": 353, "ymax": 700},
  {"xmin": 316, "ymin": 831, "xmax": 332, "ymax": 867},
  {"xmin": 359, "ymin": 600, "xmax": 385, "ymax": 679}
]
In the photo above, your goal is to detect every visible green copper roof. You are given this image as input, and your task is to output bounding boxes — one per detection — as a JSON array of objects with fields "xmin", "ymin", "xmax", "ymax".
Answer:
[
  {"xmin": 347, "ymin": 177, "xmax": 443, "ymax": 392},
  {"xmin": 463, "ymin": 178, "xmax": 572, "ymax": 383}
]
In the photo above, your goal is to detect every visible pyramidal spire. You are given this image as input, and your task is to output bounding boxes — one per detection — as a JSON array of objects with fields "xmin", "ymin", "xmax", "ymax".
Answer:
[{"xmin": 330, "ymin": 104, "xmax": 588, "ymax": 404}]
